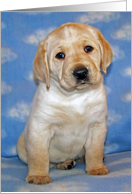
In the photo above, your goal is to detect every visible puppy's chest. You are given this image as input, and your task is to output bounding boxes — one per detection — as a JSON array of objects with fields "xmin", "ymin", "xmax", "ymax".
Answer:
[
  {"xmin": 50, "ymin": 96, "xmax": 89, "ymax": 145},
  {"xmin": 47, "ymin": 94, "xmax": 101, "ymax": 128},
  {"xmin": 46, "ymin": 92, "xmax": 93, "ymax": 123},
  {"xmin": 43, "ymin": 89, "xmax": 104, "ymax": 162},
  {"xmin": 42, "ymin": 86, "xmax": 105, "ymax": 134}
]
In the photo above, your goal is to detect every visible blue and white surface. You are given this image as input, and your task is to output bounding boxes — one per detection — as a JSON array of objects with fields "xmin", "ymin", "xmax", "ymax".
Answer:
[
  {"xmin": 1, "ymin": 151, "xmax": 131, "ymax": 192},
  {"xmin": 1, "ymin": 12, "xmax": 131, "ymax": 192}
]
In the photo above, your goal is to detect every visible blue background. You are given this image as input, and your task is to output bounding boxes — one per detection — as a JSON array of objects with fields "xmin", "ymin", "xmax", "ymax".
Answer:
[{"xmin": 1, "ymin": 12, "xmax": 131, "ymax": 157}]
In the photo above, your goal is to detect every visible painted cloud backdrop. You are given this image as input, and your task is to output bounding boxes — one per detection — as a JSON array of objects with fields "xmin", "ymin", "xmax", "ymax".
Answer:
[{"xmin": 1, "ymin": 12, "xmax": 131, "ymax": 157}]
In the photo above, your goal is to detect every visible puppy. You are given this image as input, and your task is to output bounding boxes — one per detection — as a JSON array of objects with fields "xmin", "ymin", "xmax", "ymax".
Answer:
[{"xmin": 17, "ymin": 22, "xmax": 113, "ymax": 184}]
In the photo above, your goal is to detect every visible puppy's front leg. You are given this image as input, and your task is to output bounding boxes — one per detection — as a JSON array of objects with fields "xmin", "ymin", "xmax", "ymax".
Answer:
[
  {"xmin": 26, "ymin": 129, "xmax": 52, "ymax": 184},
  {"xmin": 85, "ymin": 121, "xmax": 109, "ymax": 175}
]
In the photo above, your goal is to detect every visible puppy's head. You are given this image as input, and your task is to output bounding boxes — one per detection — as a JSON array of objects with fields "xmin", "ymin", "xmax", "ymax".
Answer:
[{"xmin": 33, "ymin": 23, "xmax": 113, "ymax": 91}]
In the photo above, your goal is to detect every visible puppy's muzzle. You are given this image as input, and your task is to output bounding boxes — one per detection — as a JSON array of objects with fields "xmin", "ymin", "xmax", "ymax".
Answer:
[{"xmin": 73, "ymin": 66, "xmax": 89, "ymax": 84}]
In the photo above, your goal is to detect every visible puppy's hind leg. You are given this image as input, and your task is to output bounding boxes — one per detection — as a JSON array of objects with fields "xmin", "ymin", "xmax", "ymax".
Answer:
[
  {"xmin": 17, "ymin": 132, "xmax": 28, "ymax": 164},
  {"xmin": 55, "ymin": 159, "xmax": 76, "ymax": 170}
]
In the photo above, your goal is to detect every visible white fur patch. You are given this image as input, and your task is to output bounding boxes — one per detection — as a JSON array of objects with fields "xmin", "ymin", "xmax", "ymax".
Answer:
[{"xmin": 24, "ymin": 78, "xmax": 107, "ymax": 163}]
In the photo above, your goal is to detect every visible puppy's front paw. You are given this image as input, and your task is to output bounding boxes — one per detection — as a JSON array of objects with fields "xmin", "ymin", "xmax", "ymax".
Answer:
[
  {"xmin": 26, "ymin": 175, "xmax": 52, "ymax": 184},
  {"xmin": 88, "ymin": 165, "xmax": 109, "ymax": 175}
]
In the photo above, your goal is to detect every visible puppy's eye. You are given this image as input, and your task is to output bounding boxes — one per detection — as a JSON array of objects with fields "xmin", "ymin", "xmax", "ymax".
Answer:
[
  {"xmin": 56, "ymin": 52, "xmax": 65, "ymax": 59},
  {"xmin": 84, "ymin": 46, "xmax": 94, "ymax": 53}
]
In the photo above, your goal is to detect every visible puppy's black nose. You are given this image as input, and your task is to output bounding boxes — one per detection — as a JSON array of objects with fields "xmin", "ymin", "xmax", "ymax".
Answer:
[{"xmin": 73, "ymin": 66, "xmax": 88, "ymax": 80}]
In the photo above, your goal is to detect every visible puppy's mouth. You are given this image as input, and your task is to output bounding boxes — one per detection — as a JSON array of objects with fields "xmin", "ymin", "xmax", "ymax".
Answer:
[
  {"xmin": 76, "ymin": 79, "xmax": 91, "ymax": 85},
  {"xmin": 75, "ymin": 79, "xmax": 92, "ymax": 89}
]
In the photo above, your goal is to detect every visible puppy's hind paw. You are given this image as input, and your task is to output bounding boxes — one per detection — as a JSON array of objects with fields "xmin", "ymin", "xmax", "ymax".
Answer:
[{"xmin": 56, "ymin": 160, "xmax": 76, "ymax": 170}]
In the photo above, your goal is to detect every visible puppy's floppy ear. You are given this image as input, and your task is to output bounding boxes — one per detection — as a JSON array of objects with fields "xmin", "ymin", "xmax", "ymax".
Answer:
[
  {"xmin": 33, "ymin": 39, "xmax": 50, "ymax": 89},
  {"xmin": 93, "ymin": 28, "xmax": 113, "ymax": 74}
]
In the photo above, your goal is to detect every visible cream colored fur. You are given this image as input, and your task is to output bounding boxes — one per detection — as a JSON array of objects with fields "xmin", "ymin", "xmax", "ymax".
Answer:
[{"xmin": 17, "ymin": 22, "xmax": 113, "ymax": 184}]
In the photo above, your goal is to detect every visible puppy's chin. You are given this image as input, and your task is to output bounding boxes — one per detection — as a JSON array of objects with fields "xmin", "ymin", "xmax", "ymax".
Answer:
[
  {"xmin": 60, "ymin": 80, "xmax": 75, "ymax": 92},
  {"xmin": 60, "ymin": 79, "xmax": 92, "ymax": 92},
  {"xmin": 60, "ymin": 76, "xmax": 102, "ymax": 92}
]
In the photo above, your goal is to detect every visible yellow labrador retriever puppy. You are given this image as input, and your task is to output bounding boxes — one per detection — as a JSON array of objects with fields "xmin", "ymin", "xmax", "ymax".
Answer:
[{"xmin": 17, "ymin": 22, "xmax": 113, "ymax": 184}]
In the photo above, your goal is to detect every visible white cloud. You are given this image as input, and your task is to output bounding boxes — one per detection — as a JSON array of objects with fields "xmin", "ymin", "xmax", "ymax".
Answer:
[
  {"xmin": 9, "ymin": 146, "xmax": 17, "ymax": 155},
  {"xmin": 1, "ymin": 81, "xmax": 12, "ymax": 95},
  {"xmin": 28, "ymin": 72, "xmax": 34, "ymax": 80},
  {"xmin": 23, "ymin": 27, "xmax": 56, "ymax": 45},
  {"xmin": 122, "ymin": 92, "xmax": 131, "ymax": 102},
  {"xmin": 1, "ymin": 47, "xmax": 17, "ymax": 64},
  {"xmin": 1, "ymin": 22, "xmax": 6, "ymax": 29},
  {"xmin": 76, "ymin": 12, "xmax": 120, "ymax": 24},
  {"xmin": 121, "ymin": 67, "xmax": 131, "ymax": 76},
  {"xmin": 112, "ymin": 24, "xmax": 131, "ymax": 41},
  {"xmin": 24, "ymin": 71, "xmax": 34, "ymax": 81},
  {"xmin": 8, "ymin": 101, "xmax": 30, "ymax": 121},
  {"xmin": 111, "ymin": 45, "xmax": 125, "ymax": 61},
  {"xmin": 107, "ymin": 110, "xmax": 122, "ymax": 126},
  {"xmin": 105, "ymin": 85, "xmax": 111, "ymax": 95},
  {"xmin": 104, "ymin": 143, "xmax": 119, "ymax": 154}
]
